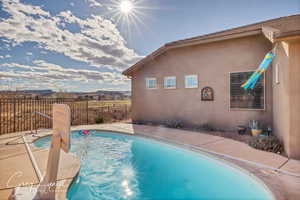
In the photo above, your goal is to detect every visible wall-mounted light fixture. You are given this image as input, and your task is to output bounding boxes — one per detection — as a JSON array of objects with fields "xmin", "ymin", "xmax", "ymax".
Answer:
[{"xmin": 275, "ymin": 63, "xmax": 280, "ymax": 84}]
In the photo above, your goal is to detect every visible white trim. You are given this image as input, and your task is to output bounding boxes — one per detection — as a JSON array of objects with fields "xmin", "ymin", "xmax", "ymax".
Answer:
[
  {"xmin": 164, "ymin": 76, "xmax": 176, "ymax": 89},
  {"xmin": 229, "ymin": 70, "xmax": 266, "ymax": 111},
  {"xmin": 145, "ymin": 77, "xmax": 157, "ymax": 89},
  {"xmin": 185, "ymin": 75, "xmax": 198, "ymax": 88}
]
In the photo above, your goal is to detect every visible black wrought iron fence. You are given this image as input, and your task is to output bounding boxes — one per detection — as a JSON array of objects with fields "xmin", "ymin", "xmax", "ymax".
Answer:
[
  {"xmin": 0, "ymin": 98, "xmax": 131, "ymax": 135},
  {"xmin": 0, "ymin": 98, "xmax": 89, "ymax": 134}
]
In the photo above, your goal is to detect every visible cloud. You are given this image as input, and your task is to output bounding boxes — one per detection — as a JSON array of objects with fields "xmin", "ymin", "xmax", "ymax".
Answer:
[
  {"xmin": 86, "ymin": 0, "xmax": 102, "ymax": 8},
  {"xmin": 0, "ymin": 55, "xmax": 11, "ymax": 59},
  {"xmin": 0, "ymin": 60, "xmax": 130, "ymax": 86},
  {"xmin": 0, "ymin": 0, "xmax": 142, "ymax": 71},
  {"xmin": 0, "ymin": 70, "xmax": 70, "ymax": 91}
]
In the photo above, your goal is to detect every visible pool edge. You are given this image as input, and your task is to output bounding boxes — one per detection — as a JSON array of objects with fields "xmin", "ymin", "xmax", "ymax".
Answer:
[{"xmin": 32, "ymin": 128, "xmax": 281, "ymax": 200}]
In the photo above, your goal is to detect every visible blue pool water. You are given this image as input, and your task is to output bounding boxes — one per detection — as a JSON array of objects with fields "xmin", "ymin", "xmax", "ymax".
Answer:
[{"xmin": 34, "ymin": 131, "xmax": 274, "ymax": 200}]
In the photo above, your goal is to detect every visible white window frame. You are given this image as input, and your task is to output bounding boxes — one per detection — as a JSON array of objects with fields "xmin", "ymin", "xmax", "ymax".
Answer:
[
  {"xmin": 164, "ymin": 76, "xmax": 176, "ymax": 89},
  {"xmin": 229, "ymin": 71, "xmax": 266, "ymax": 111},
  {"xmin": 146, "ymin": 77, "xmax": 157, "ymax": 89},
  {"xmin": 185, "ymin": 75, "xmax": 198, "ymax": 89}
]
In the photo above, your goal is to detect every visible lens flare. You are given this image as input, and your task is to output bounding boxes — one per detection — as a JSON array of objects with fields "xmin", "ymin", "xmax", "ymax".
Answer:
[
  {"xmin": 119, "ymin": 0, "xmax": 133, "ymax": 14},
  {"xmin": 103, "ymin": 0, "xmax": 159, "ymax": 41}
]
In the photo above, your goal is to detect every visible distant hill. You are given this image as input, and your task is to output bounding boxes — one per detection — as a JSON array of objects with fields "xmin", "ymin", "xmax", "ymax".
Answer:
[
  {"xmin": 96, "ymin": 90, "xmax": 131, "ymax": 96},
  {"xmin": 21, "ymin": 89, "xmax": 54, "ymax": 96},
  {"xmin": 0, "ymin": 89, "xmax": 54, "ymax": 98},
  {"xmin": 71, "ymin": 90, "xmax": 131, "ymax": 100},
  {"xmin": 0, "ymin": 89, "xmax": 131, "ymax": 100}
]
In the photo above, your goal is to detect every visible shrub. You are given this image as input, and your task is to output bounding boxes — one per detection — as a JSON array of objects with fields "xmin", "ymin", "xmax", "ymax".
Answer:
[
  {"xmin": 132, "ymin": 120, "xmax": 147, "ymax": 125},
  {"xmin": 165, "ymin": 119, "xmax": 184, "ymax": 129},
  {"xmin": 198, "ymin": 123, "xmax": 216, "ymax": 131},
  {"xmin": 248, "ymin": 135, "xmax": 284, "ymax": 154},
  {"xmin": 95, "ymin": 116, "xmax": 104, "ymax": 124}
]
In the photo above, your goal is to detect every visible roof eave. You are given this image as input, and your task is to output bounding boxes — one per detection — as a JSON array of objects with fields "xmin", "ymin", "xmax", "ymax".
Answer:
[
  {"xmin": 274, "ymin": 30, "xmax": 300, "ymax": 42},
  {"xmin": 122, "ymin": 29, "xmax": 262, "ymax": 77}
]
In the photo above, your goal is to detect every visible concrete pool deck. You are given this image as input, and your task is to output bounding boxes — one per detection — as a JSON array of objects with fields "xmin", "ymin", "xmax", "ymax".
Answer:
[
  {"xmin": 0, "ymin": 123, "xmax": 300, "ymax": 199},
  {"xmin": 0, "ymin": 130, "xmax": 80, "ymax": 200}
]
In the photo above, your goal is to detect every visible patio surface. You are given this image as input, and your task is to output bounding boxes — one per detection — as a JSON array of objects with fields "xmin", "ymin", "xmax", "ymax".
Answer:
[
  {"xmin": 0, "ymin": 130, "xmax": 80, "ymax": 200},
  {"xmin": 0, "ymin": 123, "xmax": 300, "ymax": 199}
]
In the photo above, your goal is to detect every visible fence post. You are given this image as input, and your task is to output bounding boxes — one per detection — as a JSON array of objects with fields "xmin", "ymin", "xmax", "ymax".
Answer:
[
  {"xmin": 31, "ymin": 111, "xmax": 33, "ymax": 134},
  {"xmin": 35, "ymin": 112, "xmax": 37, "ymax": 135},
  {"xmin": 86, "ymin": 100, "xmax": 89, "ymax": 125},
  {"xmin": 0, "ymin": 99, "xmax": 2, "ymax": 135},
  {"xmin": 13, "ymin": 98, "xmax": 16, "ymax": 133}
]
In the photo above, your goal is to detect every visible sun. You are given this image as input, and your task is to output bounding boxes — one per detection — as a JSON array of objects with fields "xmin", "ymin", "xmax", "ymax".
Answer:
[
  {"xmin": 105, "ymin": 0, "xmax": 154, "ymax": 38},
  {"xmin": 119, "ymin": 0, "xmax": 133, "ymax": 14}
]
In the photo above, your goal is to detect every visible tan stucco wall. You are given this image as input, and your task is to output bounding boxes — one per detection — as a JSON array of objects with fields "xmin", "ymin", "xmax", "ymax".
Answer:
[
  {"xmin": 274, "ymin": 40, "xmax": 300, "ymax": 159},
  {"xmin": 289, "ymin": 41, "xmax": 300, "ymax": 159},
  {"xmin": 131, "ymin": 35, "xmax": 273, "ymax": 130},
  {"xmin": 272, "ymin": 42, "xmax": 290, "ymax": 151}
]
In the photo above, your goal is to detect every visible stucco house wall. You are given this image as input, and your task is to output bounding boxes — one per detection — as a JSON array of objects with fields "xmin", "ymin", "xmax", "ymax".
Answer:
[
  {"xmin": 272, "ymin": 42, "xmax": 290, "ymax": 151},
  {"xmin": 131, "ymin": 35, "xmax": 273, "ymax": 130},
  {"xmin": 289, "ymin": 41, "xmax": 300, "ymax": 158},
  {"xmin": 273, "ymin": 40, "xmax": 300, "ymax": 158},
  {"xmin": 126, "ymin": 14, "xmax": 300, "ymax": 159}
]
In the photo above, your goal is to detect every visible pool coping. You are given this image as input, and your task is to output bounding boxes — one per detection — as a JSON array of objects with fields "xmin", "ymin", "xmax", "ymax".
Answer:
[
  {"xmin": 1, "ymin": 123, "xmax": 300, "ymax": 199},
  {"xmin": 33, "ymin": 129, "xmax": 278, "ymax": 200},
  {"xmin": 131, "ymin": 132, "xmax": 278, "ymax": 199},
  {"xmin": 68, "ymin": 124, "xmax": 299, "ymax": 200}
]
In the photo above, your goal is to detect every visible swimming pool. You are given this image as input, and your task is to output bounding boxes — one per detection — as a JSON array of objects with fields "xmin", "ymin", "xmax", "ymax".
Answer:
[{"xmin": 34, "ymin": 131, "xmax": 274, "ymax": 200}]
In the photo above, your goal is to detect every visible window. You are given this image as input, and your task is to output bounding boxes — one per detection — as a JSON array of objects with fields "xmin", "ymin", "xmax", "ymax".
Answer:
[
  {"xmin": 146, "ymin": 78, "xmax": 157, "ymax": 89},
  {"xmin": 185, "ymin": 75, "xmax": 198, "ymax": 88},
  {"xmin": 230, "ymin": 71, "xmax": 265, "ymax": 110},
  {"xmin": 164, "ymin": 76, "xmax": 176, "ymax": 89}
]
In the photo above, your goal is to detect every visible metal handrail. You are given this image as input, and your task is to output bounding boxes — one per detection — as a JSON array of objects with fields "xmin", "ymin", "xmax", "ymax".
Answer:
[
  {"xmin": 23, "ymin": 135, "xmax": 43, "ymax": 181},
  {"xmin": 34, "ymin": 111, "xmax": 52, "ymax": 120},
  {"xmin": 24, "ymin": 111, "xmax": 53, "ymax": 182},
  {"xmin": 30, "ymin": 111, "xmax": 52, "ymax": 135}
]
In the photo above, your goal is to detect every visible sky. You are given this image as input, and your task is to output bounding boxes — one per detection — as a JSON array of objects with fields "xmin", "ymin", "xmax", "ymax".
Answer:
[{"xmin": 0, "ymin": 0, "xmax": 299, "ymax": 92}]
